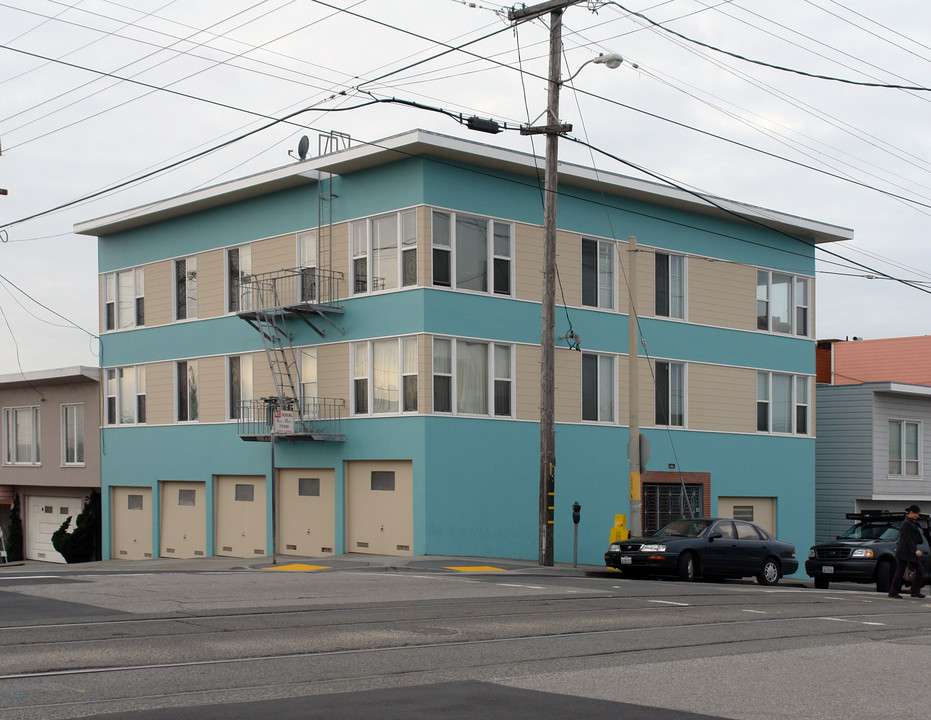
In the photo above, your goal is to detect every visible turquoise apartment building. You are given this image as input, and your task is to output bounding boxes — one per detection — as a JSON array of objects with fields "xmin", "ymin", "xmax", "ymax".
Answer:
[{"xmin": 75, "ymin": 129, "xmax": 852, "ymax": 567}]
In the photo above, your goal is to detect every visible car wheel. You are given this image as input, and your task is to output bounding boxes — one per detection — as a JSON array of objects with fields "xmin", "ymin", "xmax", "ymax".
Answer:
[
  {"xmin": 876, "ymin": 560, "xmax": 894, "ymax": 593},
  {"xmin": 814, "ymin": 577, "xmax": 829, "ymax": 589},
  {"xmin": 678, "ymin": 552, "xmax": 698, "ymax": 581},
  {"xmin": 757, "ymin": 557, "xmax": 780, "ymax": 586}
]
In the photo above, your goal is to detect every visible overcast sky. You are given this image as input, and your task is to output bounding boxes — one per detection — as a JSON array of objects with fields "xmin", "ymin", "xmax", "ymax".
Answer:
[{"xmin": 1, "ymin": 0, "xmax": 930, "ymax": 376}]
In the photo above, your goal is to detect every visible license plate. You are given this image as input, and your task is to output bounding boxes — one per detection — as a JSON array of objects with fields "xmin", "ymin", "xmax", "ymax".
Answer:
[
  {"xmin": 620, "ymin": 556, "xmax": 632, "ymax": 565},
  {"xmin": 823, "ymin": 566, "xmax": 834, "ymax": 574}
]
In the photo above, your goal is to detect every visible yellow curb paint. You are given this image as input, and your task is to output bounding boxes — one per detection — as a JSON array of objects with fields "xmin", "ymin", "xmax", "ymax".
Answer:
[
  {"xmin": 263, "ymin": 563, "xmax": 331, "ymax": 571},
  {"xmin": 445, "ymin": 566, "xmax": 507, "ymax": 572}
]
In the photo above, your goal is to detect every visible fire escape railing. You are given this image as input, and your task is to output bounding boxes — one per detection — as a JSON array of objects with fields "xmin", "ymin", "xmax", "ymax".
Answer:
[{"xmin": 235, "ymin": 397, "xmax": 345, "ymax": 440}]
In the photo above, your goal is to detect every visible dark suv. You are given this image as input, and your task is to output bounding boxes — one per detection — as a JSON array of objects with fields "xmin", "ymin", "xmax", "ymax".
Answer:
[{"xmin": 806, "ymin": 511, "xmax": 931, "ymax": 592}]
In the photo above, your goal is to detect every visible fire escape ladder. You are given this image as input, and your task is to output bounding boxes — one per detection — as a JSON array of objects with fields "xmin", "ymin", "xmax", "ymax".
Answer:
[{"xmin": 253, "ymin": 310, "xmax": 301, "ymax": 408}]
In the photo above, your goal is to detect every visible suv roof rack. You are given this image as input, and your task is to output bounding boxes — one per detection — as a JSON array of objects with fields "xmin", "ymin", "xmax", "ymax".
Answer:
[{"xmin": 845, "ymin": 510, "xmax": 929, "ymax": 521}]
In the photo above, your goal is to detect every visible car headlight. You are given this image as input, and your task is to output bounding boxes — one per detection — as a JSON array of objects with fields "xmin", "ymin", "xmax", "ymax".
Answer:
[
  {"xmin": 640, "ymin": 544, "xmax": 666, "ymax": 552},
  {"xmin": 808, "ymin": 548, "xmax": 816, "ymax": 558},
  {"xmin": 609, "ymin": 543, "xmax": 621, "ymax": 552},
  {"xmin": 851, "ymin": 548, "xmax": 874, "ymax": 558}
]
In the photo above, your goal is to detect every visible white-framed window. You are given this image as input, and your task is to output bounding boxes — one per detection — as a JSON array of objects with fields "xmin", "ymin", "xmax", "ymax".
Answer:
[
  {"xmin": 431, "ymin": 210, "xmax": 512, "ymax": 295},
  {"xmin": 889, "ymin": 419, "xmax": 920, "ymax": 477},
  {"xmin": 298, "ymin": 230, "xmax": 317, "ymax": 302},
  {"xmin": 655, "ymin": 252, "xmax": 685, "ymax": 319},
  {"xmin": 350, "ymin": 209, "xmax": 417, "ymax": 295},
  {"xmin": 581, "ymin": 353, "xmax": 614, "ymax": 423},
  {"xmin": 655, "ymin": 360, "xmax": 685, "ymax": 426},
  {"xmin": 432, "ymin": 337, "xmax": 513, "ymax": 416},
  {"xmin": 177, "ymin": 360, "xmax": 199, "ymax": 422},
  {"xmin": 757, "ymin": 270, "xmax": 810, "ymax": 337},
  {"xmin": 352, "ymin": 337, "xmax": 419, "ymax": 415},
  {"xmin": 581, "ymin": 238, "xmax": 614, "ymax": 309},
  {"xmin": 61, "ymin": 403, "xmax": 84, "ymax": 466},
  {"xmin": 757, "ymin": 372, "xmax": 809, "ymax": 434},
  {"xmin": 228, "ymin": 355, "xmax": 253, "ymax": 421},
  {"xmin": 3, "ymin": 406, "xmax": 40, "ymax": 466},
  {"xmin": 104, "ymin": 366, "xmax": 146, "ymax": 425},
  {"xmin": 104, "ymin": 267, "xmax": 144, "ymax": 331},
  {"xmin": 175, "ymin": 256, "xmax": 198, "ymax": 320},
  {"xmin": 227, "ymin": 245, "xmax": 252, "ymax": 313}
]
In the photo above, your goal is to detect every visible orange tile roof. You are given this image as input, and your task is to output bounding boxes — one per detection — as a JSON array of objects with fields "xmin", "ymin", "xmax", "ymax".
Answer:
[{"xmin": 830, "ymin": 336, "xmax": 931, "ymax": 386}]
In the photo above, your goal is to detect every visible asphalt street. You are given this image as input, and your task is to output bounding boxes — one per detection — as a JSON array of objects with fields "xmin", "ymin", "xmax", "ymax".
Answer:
[{"xmin": 0, "ymin": 555, "xmax": 929, "ymax": 720}]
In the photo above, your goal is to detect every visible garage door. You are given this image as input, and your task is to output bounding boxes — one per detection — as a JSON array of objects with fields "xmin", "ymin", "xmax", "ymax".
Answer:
[
  {"xmin": 25, "ymin": 495, "xmax": 83, "ymax": 563},
  {"xmin": 160, "ymin": 481, "xmax": 206, "ymax": 559},
  {"xmin": 718, "ymin": 497, "xmax": 776, "ymax": 536},
  {"xmin": 346, "ymin": 460, "xmax": 413, "ymax": 556},
  {"xmin": 215, "ymin": 475, "xmax": 266, "ymax": 558},
  {"xmin": 277, "ymin": 469, "xmax": 335, "ymax": 557},
  {"xmin": 111, "ymin": 486, "xmax": 153, "ymax": 560}
]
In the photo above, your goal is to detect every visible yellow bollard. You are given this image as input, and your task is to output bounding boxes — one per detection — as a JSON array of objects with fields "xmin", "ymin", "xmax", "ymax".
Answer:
[{"xmin": 609, "ymin": 514, "xmax": 630, "ymax": 543}]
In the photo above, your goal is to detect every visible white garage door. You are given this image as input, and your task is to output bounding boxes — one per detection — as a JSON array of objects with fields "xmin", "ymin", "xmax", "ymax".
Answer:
[{"xmin": 25, "ymin": 495, "xmax": 83, "ymax": 563}]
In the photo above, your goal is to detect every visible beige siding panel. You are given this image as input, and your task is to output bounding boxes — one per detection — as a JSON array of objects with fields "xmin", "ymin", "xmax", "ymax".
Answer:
[
  {"xmin": 328, "ymin": 222, "xmax": 350, "ymax": 300},
  {"xmin": 197, "ymin": 249, "xmax": 224, "ymax": 319},
  {"xmin": 615, "ymin": 355, "xmax": 652, "ymax": 425},
  {"xmin": 251, "ymin": 351, "xmax": 277, "ymax": 401},
  {"xmin": 145, "ymin": 361, "xmax": 175, "ymax": 426},
  {"xmin": 145, "ymin": 260, "xmax": 172, "ymax": 327},
  {"xmin": 417, "ymin": 334, "xmax": 429, "ymax": 414},
  {"xmin": 688, "ymin": 364, "xmax": 757, "ymax": 433},
  {"xmin": 514, "ymin": 222, "xmax": 542, "ymax": 302},
  {"xmin": 318, "ymin": 342, "xmax": 349, "ymax": 404},
  {"xmin": 690, "ymin": 257, "xmax": 756, "ymax": 330},
  {"xmin": 98, "ymin": 276, "xmax": 106, "ymax": 334},
  {"xmin": 557, "ymin": 230, "xmax": 583, "ymax": 307},
  {"xmin": 515, "ymin": 344, "xmax": 540, "ymax": 421},
  {"xmin": 253, "ymin": 233, "xmax": 296, "ymax": 277},
  {"xmin": 554, "ymin": 347, "xmax": 582, "ymax": 424},
  {"xmin": 417, "ymin": 206, "xmax": 430, "ymax": 288},
  {"xmin": 197, "ymin": 355, "xmax": 225, "ymax": 423}
]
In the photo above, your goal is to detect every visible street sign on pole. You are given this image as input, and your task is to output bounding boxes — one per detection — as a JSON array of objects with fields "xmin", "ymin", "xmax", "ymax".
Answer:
[{"xmin": 272, "ymin": 409, "xmax": 295, "ymax": 435}]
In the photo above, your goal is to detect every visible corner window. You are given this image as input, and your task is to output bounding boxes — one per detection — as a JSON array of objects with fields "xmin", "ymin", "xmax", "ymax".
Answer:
[
  {"xmin": 177, "ymin": 360, "xmax": 199, "ymax": 422},
  {"xmin": 582, "ymin": 353, "xmax": 614, "ymax": 423},
  {"xmin": 228, "ymin": 355, "xmax": 253, "ymax": 421},
  {"xmin": 175, "ymin": 256, "xmax": 198, "ymax": 320},
  {"xmin": 104, "ymin": 267, "xmax": 144, "ymax": 330},
  {"xmin": 581, "ymin": 238, "xmax": 614, "ymax": 309},
  {"xmin": 104, "ymin": 366, "xmax": 146, "ymax": 425},
  {"xmin": 757, "ymin": 270, "xmax": 810, "ymax": 337},
  {"xmin": 351, "ymin": 209, "xmax": 417, "ymax": 295},
  {"xmin": 889, "ymin": 419, "xmax": 920, "ymax": 476},
  {"xmin": 431, "ymin": 210, "xmax": 512, "ymax": 295},
  {"xmin": 353, "ymin": 337, "xmax": 419, "ymax": 415},
  {"xmin": 227, "ymin": 246, "xmax": 253, "ymax": 313},
  {"xmin": 432, "ymin": 337, "xmax": 513, "ymax": 416},
  {"xmin": 3, "ymin": 406, "xmax": 40, "ymax": 465},
  {"xmin": 655, "ymin": 252, "xmax": 685, "ymax": 319},
  {"xmin": 62, "ymin": 403, "xmax": 85, "ymax": 466},
  {"xmin": 757, "ymin": 372, "xmax": 809, "ymax": 434},
  {"xmin": 655, "ymin": 361, "xmax": 685, "ymax": 426}
]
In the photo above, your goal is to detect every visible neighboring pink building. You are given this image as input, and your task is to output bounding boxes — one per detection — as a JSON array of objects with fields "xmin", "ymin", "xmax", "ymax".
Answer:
[{"xmin": 817, "ymin": 336, "xmax": 931, "ymax": 386}]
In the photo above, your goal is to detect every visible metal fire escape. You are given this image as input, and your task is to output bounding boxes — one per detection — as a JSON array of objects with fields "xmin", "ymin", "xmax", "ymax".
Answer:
[{"xmin": 236, "ymin": 132, "xmax": 351, "ymax": 442}]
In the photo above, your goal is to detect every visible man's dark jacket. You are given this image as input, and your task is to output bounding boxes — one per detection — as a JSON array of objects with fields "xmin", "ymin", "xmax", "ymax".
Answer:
[{"xmin": 896, "ymin": 516, "xmax": 923, "ymax": 561}]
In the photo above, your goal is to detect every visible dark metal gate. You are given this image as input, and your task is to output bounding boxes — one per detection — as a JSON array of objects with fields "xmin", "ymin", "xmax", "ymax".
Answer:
[{"xmin": 643, "ymin": 483, "xmax": 702, "ymax": 535}]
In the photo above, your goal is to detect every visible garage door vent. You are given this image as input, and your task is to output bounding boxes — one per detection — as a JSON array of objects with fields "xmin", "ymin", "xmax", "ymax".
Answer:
[
  {"xmin": 195, "ymin": 550, "xmax": 204, "ymax": 556},
  {"xmin": 165, "ymin": 548, "xmax": 175, "ymax": 554},
  {"xmin": 144, "ymin": 553, "xmax": 152, "ymax": 557},
  {"xmin": 356, "ymin": 541, "xmax": 369, "ymax": 548},
  {"xmin": 321, "ymin": 547, "xmax": 333, "ymax": 553},
  {"xmin": 254, "ymin": 549, "xmax": 264, "ymax": 554},
  {"xmin": 223, "ymin": 546, "xmax": 233, "ymax": 552},
  {"xmin": 396, "ymin": 545, "xmax": 410, "ymax": 551}
]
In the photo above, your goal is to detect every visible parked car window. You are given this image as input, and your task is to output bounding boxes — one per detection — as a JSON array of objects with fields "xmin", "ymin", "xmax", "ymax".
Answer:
[
  {"xmin": 840, "ymin": 523, "xmax": 899, "ymax": 541},
  {"xmin": 735, "ymin": 521, "xmax": 763, "ymax": 540},
  {"xmin": 654, "ymin": 518, "xmax": 710, "ymax": 537},
  {"xmin": 712, "ymin": 520, "xmax": 736, "ymax": 539}
]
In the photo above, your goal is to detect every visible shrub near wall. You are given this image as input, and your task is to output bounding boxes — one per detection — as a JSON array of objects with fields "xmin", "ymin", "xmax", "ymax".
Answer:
[{"xmin": 52, "ymin": 491, "xmax": 101, "ymax": 563}]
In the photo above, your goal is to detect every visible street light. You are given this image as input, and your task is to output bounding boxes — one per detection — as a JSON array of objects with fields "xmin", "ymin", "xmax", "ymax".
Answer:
[{"xmin": 562, "ymin": 53, "xmax": 632, "ymax": 84}]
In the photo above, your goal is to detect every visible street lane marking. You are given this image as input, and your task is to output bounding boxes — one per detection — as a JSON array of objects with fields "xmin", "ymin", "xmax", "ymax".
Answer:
[
  {"xmin": 497, "ymin": 583, "xmax": 544, "ymax": 589},
  {"xmin": 742, "ymin": 609, "xmax": 765, "ymax": 614},
  {"xmin": 261, "ymin": 564, "xmax": 331, "ymax": 572},
  {"xmin": 649, "ymin": 599, "xmax": 689, "ymax": 606},
  {"xmin": 445, "ymin": 566, "xmax": 507, "ymax": 572}
]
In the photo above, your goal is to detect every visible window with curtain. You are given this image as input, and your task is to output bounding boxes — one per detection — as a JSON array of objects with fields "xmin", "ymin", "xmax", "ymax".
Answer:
[
  {"xmin": 655, "ymin": 361, "xmax": 685, "ymax": 426},
  {"xmin": 177, "ymin": 360, "xmax": 198, "ymax": 422},
  {"xmin": 105, "ymin": 366, "xmax": 146, "ymax": 425},
  {"xmin": 373, "ymin": 339, "xmax": 399, "ymax": 413},
  {"xmin": 889, "ymin": 419, "xmax": 920, "ymax": 476},
  {"xmin": 431, "ymin": 210, "xmax": 511, "ymax": 295},
  {"xmin": 351, "ymin": 209, "xmax": 417, "ymax": 295},
  {"xmin": 582, "ymin": 353, "xmax": 614, "ymax": 422},
  {"xmin": 432, "ymin": 338, "xmax": 511, "ymax": 416},
  {"xmin": 175, "ymin": 256, "xmax": 197, "ymax": 320},
  {"xmin": 227, "ymin": 246, "xmax": 252, "ymax": 312},
  {"xmin": 457, "ymin": 340, "xmax": 488, "ymax": 414},
  {"xmin": 228, "ymin": 355, "xmax": 253, "ymax": 420},
  {"xmin": 655, "ymin": 252, "xmax": 685, "ymax": 319},
  {"xmin": 353, "ymin": 338, "xmax": 419, "ymax": 415},
  {"xmin": 298, "ymin": 230, "xmax": 317, "ymax": 302},
  {"xmin": 104, "ymin": 267, "xmax": 145, "ymax": 330},
  {"xmin": 3, "ymin": 406, "xmax": 40, "ymax": 465},
  {"xmin": 757, "ymin": 372, "xmax": 809, "ymax": 434},
  {"xmin": 581, "ymin": 238, "xmax": 614, "ymax": 309},
  {"xmin": 62, "ymin": 403, "xmax": 84, "ymax": 465}
]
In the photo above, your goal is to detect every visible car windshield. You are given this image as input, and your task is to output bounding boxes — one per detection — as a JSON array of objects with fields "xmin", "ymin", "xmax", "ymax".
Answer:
[
  {"xmin": 840, "ymin": 523, "xmax": 899, "ymax": 541},
  {"xmin": 654, "ymin": 519, "xmax": 711, "ymax": 538}
]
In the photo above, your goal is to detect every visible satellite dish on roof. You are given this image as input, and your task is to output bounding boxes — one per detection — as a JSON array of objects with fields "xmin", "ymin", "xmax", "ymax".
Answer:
[{"xmin": 297, "ymin": 135, "xmax": 310, "ymax": 160}]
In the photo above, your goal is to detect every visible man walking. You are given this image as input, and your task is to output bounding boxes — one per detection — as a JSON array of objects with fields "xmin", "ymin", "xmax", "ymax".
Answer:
[{"xmin": 888, "ymin": 504, "xmax": 926, "ymax": 599}]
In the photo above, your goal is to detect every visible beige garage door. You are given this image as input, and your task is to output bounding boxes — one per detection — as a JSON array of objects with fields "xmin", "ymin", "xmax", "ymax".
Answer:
[
  {"xmin": 718, "ymin": 496, "xmax": 777, "ymax": 536},
  {"xmin": 111, "ymin": 486, "xmax": 154, "ymax": 560},
  {"xmin": 215, "ymin": 475, "xmax": 267, "ymax": 558},
  {"xmin": 160, "ymin": 481, "xmax": 206, "ymax": 559},
  {"xmin": 25, "ymin": 495, "xmax": 83, "ymax": 563},
  {"xmin": 277, "ymin": 469, "xmax": 335, "ymax": 557},
  {"xmin": 346, "ymin": 460, "xmax": 413, "ymax": 556}
]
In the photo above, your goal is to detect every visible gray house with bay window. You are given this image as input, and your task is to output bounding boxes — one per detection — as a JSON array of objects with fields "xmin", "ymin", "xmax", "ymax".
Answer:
[{"xmin": 815, "ymin": 381, "xmax": 931, "ymax": 543}]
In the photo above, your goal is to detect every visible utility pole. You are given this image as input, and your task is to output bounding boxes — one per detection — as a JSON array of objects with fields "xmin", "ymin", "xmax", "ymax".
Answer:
[
  {"xmin": 509, "ymin": 0, "xmax": 582, "ymax": 566},
  {"xmin": 628, "ymin": 236, "xmax": 642, "ymax": 537}
]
